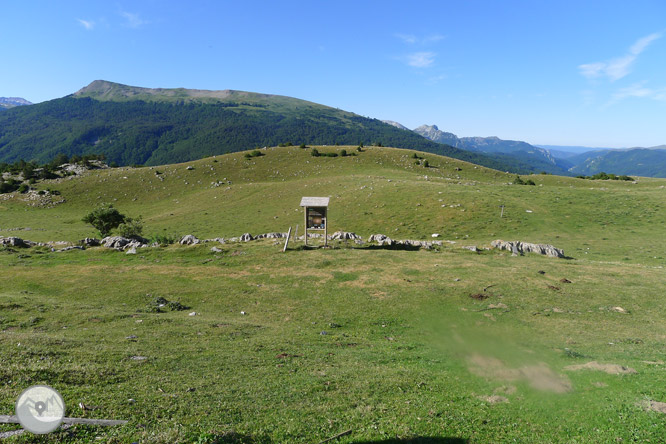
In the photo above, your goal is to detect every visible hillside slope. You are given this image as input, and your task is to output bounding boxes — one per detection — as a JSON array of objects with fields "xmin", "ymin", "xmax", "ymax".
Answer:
[
  {"xmin": 0, "ymin": 81, "xmax": 524, "ymax": 172},
  {"xmin": 1, "ymin": 145, "xmax": 663, "ymax": 265}
]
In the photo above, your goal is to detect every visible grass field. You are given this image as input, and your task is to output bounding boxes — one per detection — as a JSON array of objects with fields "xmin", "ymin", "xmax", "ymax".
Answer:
[{"xmin": 1, "ymin": 146, "xmax": 665, "ymax": 442}]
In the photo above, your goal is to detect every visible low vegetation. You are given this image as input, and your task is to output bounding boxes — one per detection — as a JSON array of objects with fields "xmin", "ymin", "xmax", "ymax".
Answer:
[{"xmin": 1, "ymin": 146, "xmax": 665, "ymax": 442}]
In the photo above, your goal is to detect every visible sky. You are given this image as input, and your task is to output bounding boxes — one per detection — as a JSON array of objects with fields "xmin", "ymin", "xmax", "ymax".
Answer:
[{"xmin": 2, "ymin": 0, "xmax": 666, "ymax": 148}]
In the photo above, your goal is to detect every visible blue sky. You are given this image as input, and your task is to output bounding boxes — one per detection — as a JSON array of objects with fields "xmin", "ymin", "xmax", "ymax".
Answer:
[{"xmin": 2, "ymin": 0, "xmax": 666, "ymax": 147}]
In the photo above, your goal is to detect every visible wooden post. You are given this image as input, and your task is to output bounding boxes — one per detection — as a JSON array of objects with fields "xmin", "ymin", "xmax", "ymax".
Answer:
[
  {"xmin": 304, "ymin": 206, "xmax": 308, "ymax": 246},
  {"xmin": 324, "ymin": 216, "xmax": 328, "ymax": 247},
  {"xmin": 294, "ymin": 224, "xmax": 298, "ymax": 241},
  {"xmin": 283, "ymin": 227, "xmax": 292, "ymax": 252}
]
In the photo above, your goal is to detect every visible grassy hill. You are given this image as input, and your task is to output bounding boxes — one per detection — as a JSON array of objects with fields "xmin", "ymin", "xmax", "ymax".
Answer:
[
  {"xmin": 1, "ymin": 147, "xmax": 665, "ymax": 442},
  {"xmin": 0, "ymin": 81, "xmax": 529, "ymax": 173}
]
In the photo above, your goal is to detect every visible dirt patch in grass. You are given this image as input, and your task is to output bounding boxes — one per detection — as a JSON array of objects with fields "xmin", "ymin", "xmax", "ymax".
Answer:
[
  {"xmin": 564, "ymin": 361, "xmax": 637, "ymax": 375},
  {"xmin": 646, "ymin": 400, "xmax": 666, "ymax": 413},
  {"xmin": 478, "ymin": 395, "xmax": 509, "ymax": 404},
  {"xmin": 467, "ymin": 353, "xmax": 572, "ymax": 393},
  {"xmin": 469, "ymin": 293, "xmax": 488, "ymax": 300}
]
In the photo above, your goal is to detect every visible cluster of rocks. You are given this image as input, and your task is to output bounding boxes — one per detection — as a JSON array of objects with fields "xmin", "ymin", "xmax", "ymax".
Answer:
[
  {"xmin": 491, "ymin": 240, "xmax": 564, "ymax": 258},
  {"xmin": 367, "ymin": 234, "xmax": 443, "ymax": 249},
  {"xmin": 330, "ymin": 231, "xmax": 362, "ymax": 240},
  {"xmin": 101, "ymin": 236, "xmax": 150, "ymax": 251}
]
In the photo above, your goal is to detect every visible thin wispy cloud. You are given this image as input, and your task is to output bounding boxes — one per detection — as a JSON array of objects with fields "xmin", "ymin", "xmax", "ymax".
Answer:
[
  {"xmin": 121, "ymin": 11, "xmax": 148, "ymax": 28},
  {"xmin": 77, "ymin": 19, "xmax": 95, "ymax": 30},
  {"xmin": 396, "ymin": 33, "xmax": 445, "ymax": 45},
  {"xmin": 579, "ymin": 32, "xmax": 662, "ymax": 81},
  {"xmin": 608, "ymin": 82, "xmax": 666, "ymax": 106},
  {"xmin": 405, "ymin": 52, "xmax": 436, "ymax": 68}
]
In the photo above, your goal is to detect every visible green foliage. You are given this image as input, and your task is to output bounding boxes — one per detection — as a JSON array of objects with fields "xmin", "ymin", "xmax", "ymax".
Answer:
[
  {"xmin": 423, "ymin": 159, "xmax": 429, "ymax": 168},
  {"xmin": 357, "ymin": 146, "xmax": 363, "ymax": 152},
  {"xmin": 340, "ymin": 149, "xmax": 347, "ymax": 157},
  {"xmin": 299, "ymin": 143, "xmax": 306, "ymax": 148},
  {"xmin": 311, "ymin": 148, "xmax": 320, "ymax": 157},
  {"xmin": 117, "ymin": 216, "xmax": 144, "ymax": 239},
  {"xmin": 577, "ymin": 172, "xmax": 634, "ymax": 181},
  {"xmin": 0, "ymin": 96, "xmax": 542, "ymax": 173},
  {"xmin": 17, "ymin": 184, "xmax": 29, "ymax": 193},
  {"xmin": 82, "ymin": 203, "xmax": 126, "ymax": 237},
  {"xmin": 150, "ymin": 233, "xmax": 179, "ymax": 246}
]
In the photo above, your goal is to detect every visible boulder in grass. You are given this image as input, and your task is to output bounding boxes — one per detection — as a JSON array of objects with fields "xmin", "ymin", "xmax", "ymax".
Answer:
[
  {"xmin": 0, "ymin": 237, "xmax": 29, "ymax": 248},
  {"xmin": 180, "ymin": 235, "xmax": 200, "ymax": 245},
  {"xmin": 368, "ymin": 234, "xmax": 393, "ymax": 246},
  {"xmin": 240, "ymin": 233, "xmax": 253, "ymax": 242},
  {"xmin": 101, "ymin": 236, "xmax": 131, "ymax": 250},
  {"xmin": 491, "ymin": 240, "xmax": 564, "ymax": 258},
  {"xmin": 330, "ymin": 231, "xmax": 361, "ymax": 240}
]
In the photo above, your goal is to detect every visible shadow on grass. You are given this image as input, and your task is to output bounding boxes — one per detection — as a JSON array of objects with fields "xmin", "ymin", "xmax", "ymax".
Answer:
[
  {"xmin": 353, "ymin": 438, "xmax": 467, "ymax": 444},
  {"xmin": 355, "ymin": 244, "xmax": 422, "ymax": 252}
]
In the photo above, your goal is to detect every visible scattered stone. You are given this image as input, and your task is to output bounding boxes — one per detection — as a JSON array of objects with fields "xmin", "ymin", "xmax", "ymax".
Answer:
[
  {"xmin": 186, "ymin": 166, "xmax": 194, "ymax": 170},
  {"xmin": 126, "ymin": 247, "xmax": 137, "ymax": 255},
  {"xmin": 180, "ymin": 235, "xmax": 200, "ymax": 245},
  {"xmin": 130, "ymin": 356, "xmax": 148, "ymax": 361},
  {"xmin": 454, "ymin": 278, "xmax": 461, "ymax": 282},
  {"xmin": 462, "ymin": 245, "xmax": 479, "ymax": 252},
  {"xmin": 431, "ymin": 233, "xmax": 440, "ymax": 238},
  {"xmin": 560, "ymin": 278, "xmax": 572, "ymax": 283},
  {"xmin": 368, "ymin": 234, "xmax": 393, "ymax": 246},
  {"xmin": 240, "ymin": 311, "xmax": 246, "ymax": 315},
  {"xmin": 0, "ymin": 236, "xmax": 28, "ymax": 248},
  {"xmin": 188, "ymin": 312, "xmax": 198, "ymax": 316},
  {"xmin": 320, "ymin": 331, "xmax": 328, "ymax": 335},
  {"xmin": 254, "ymin": 232, "xmax": 287, "ymax": 239},
  {"xmin": 491, "ymin": 240, "xmax": 565, "ymax": 258},
  {"xmin": 211, "ymin": 247, "xmax": 223, "ymax": 253},
  {"xmin": 537, "ymin": 270, "xmax": 546, "ymax": 275},
  {"xmin": 56, "ymin": 246, "xmax": 85, "ymax": 252},
  {"xmin": 240, "ymin": 233, "xmax": 253, "ymax": 242},
  {"xmin": 125, "ymin": 335, "xmax": 138, "ymax": 340},
  {"xmin": 101, "ymin": 236, "xmax": 131, "ymax": 250},
  {"xmin": 80, "ymin": 237, "xmax": 100, "ymax": 247},
  {"xmin": 611, "ymin": 306, "xmax": 628, "ymax": 314},
  {"xmin": 564, "ymin": 361, "xmax": 637, "ymax": 375},
  {"xmin": 330, "ymin": 231, "xmax": 361, "ymax": 240}
]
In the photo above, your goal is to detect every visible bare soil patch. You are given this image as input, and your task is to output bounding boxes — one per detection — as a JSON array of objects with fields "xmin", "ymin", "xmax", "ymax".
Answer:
[{"xmin": 564, "ymin": 361, "xmax": 637, "ymax": 375}]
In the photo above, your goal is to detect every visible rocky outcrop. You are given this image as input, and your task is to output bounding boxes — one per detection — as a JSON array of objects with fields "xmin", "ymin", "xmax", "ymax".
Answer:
[
  {"xmin": 0, "ymin": 237, "xmax": 29, "ymax": 248},
  {"xmin": 240, "ymin": 233, "xmax": 253, "ymax": 242},
  {"xmin": 367, "ymin": 234, "xmax": 442, "ymax": 249},
  {"xmin": 330, "ymin": 231, "xmax": 361, "ymax": 240},
  {"xmin": 80, "ymin": 237, "xmax": 100, "ymax": 247},
  {"xmin": 101, "ymin": 236, "xmax": 148, "ymax": 250},
  {"xmin": 180, "ymin": 235, "xmax": 200, "ymax": 245},
  {"xmin": 254, "ymin": 232, "xmax": 287, "ymax": 239},
  {"xmin": 368, "ymin": 234, "xmax": 394, "ymax": 246},
  {"xmin": 491, "ymin": 240, "xmax": 564, "ymax": 258}
]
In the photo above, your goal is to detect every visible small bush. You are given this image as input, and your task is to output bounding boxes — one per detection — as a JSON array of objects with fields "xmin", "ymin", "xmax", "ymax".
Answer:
[
  {"xmin": 325, "ymin": 152, "xmax": 338, "ymax": 157},
  {"xmin": 357, "ymin": 146, "xmax": 363, "ymax": 152},
  {"xmin": 340, "ymin": 149, "xmax": 347, "ymax": 157},
  {"xmin": 117, "ymin": 216, "xmax": 144, "ymax": 239},
  {"xmin": 311, "ymin": 148, "xmax": 321, "ymax": 157},
  {"xmin": 150, "ymin": 233, "xmax": 179, "ymax": 246},
  {"xmin": 299, "ymin": 143, "xmax": 306, "ymax": 148},
  {"xmin": 17, "ymin": 184, "xmax": 29, "ymax": 193},
  {"xmin": 423, "ymin": 160, "xmax": 430, "ymax": 168},
  {"xmin": 82, "ymin": 204, "xmax": 126, "ymax": 237},
  {"xmin": 513, "ymin": 176, "xmax": 525, "ymax": 185}
]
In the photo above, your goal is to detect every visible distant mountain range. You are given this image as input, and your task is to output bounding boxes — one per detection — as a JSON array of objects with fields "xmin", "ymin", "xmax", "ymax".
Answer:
[
  {"xmin": 385, "ymin": 122, "xmax": 666, "ymax": 178},
  {"xmin": 1, "ymin": 82, "xmax": 664, "ymax": 177},
  {"xmin": 0, "ymin": 80, "xmax": 522, "ymax": 171},
  {"xmin": 0, "ymin": 97, "xmax": 31, "ymax": 110}
]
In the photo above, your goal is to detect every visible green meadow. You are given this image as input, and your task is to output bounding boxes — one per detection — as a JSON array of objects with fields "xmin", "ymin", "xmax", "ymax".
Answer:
[{"xmin": 1, "ymin": 146, "xmax": 665, "ymax": 443}]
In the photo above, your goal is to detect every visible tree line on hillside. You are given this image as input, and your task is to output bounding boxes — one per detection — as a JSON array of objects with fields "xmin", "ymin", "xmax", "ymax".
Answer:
[{"xmin": 0, "ymin": 97, "xmax": 531, "ymax": 173}]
